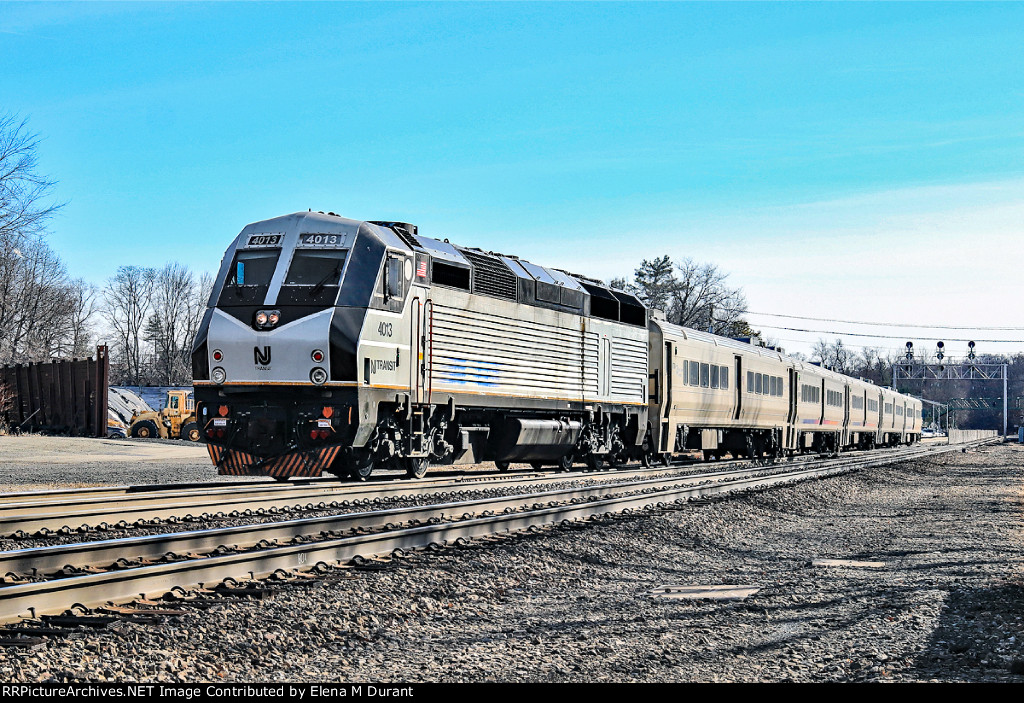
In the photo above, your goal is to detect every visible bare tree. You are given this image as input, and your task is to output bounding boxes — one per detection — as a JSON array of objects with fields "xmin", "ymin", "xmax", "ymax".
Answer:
[
  {"xmin": 0, "ymin": 233, "xmax": 86, "ymax": 363},
  {"xmin": 104, "ymin": 266, "xmax": 157, "ymax": 385},
  {"xmin": 142, "ymin": 264, "xmax": 213, "ymax": 385},
  {"xmin": 0, "ymin": 114, "xmax": 62, "ymax": 244},
  {"xmin": 618, "ymin": 255, "xmax": 752, "ymax": 337},
  {"xmin": 812, "ymin": 338, "xmax": 852, "ymax": 373},
  {"xmin": 65, "ymin": 279, "xmax": 98, "ymax": 358},
  {"xmin": 0, "ymin": 114, "xmax": 86, "ymax": 364}
]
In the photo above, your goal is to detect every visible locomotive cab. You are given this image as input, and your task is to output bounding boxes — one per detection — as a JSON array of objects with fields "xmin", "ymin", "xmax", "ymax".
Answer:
[{"xmin": 192, "ymin": 212, "xmax": 421, "ymax": 479}]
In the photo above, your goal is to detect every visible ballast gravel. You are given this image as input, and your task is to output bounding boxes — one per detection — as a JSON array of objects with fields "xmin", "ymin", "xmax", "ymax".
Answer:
[{"xmin": 2, "ymin": 441, "xmax": 1023, "ymax": 682}]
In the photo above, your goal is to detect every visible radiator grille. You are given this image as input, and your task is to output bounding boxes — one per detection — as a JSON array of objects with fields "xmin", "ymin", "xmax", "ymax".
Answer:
[{"xmin": 459, "ymin": 249, "xmax": 518, "ymax": 301}]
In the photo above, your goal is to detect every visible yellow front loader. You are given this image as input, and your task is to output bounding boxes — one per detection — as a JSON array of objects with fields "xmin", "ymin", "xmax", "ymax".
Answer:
[{"xmin": 129, "ymin": 389, "xmax": 200, "ymax": 441}]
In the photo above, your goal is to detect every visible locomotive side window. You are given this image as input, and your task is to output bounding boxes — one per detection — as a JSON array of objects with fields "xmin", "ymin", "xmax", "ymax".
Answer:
[
  {"xmin": 755, "ymin": 373, "xmax": 763, "ymax": 394},
  {"xmin": 385, "ymin": 255, "xmax": 404, "ymax": 301},
  {"xmin": 720, "ymin": 367, "xmax": 729, "ymax": 390},
  {"xmin": 711, "ymin": 365, "xmax": 720, "ymax": 389},
  {"xmin": 700, "ymin": 363, "xmax": 710, "ymax": 388},
  {"xmin": 690, "ymin": 362, "xmax": 699, "ymax": 386},
  {"xmin": 746, "ymin": 371, "xmax": 753, "ymax": 393}
]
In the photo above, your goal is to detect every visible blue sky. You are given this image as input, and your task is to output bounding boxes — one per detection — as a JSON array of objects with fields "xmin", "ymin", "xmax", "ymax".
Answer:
[{"xmin": 3, "ymin": 2, "xmax": 1023, "ymax": 355}]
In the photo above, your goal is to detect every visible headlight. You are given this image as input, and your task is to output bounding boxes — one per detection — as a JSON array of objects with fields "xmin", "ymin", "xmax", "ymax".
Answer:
[
  {"xmin": 253, "ymin": 309, "xmax": 281, "ymax": 329},
  {"xmin": 310, "ymin": 368, "xmax": 328, "ymax": 385},
  {"xmin": 212, "ymin": 367, "xmax": 227, "ymax": 384}
]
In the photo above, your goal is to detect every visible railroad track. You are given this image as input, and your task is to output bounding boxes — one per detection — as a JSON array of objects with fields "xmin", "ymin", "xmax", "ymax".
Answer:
[
  {"xmin": 0, "ymin": 443, "xmax": 938, "ymax": 537},
  {"xmin": 0, "ymin": 437, "xmax": 993, "ymax": 626},
  {"xmin": 0, "ymin": 464, "xmax": 700, "ymax": 537}
]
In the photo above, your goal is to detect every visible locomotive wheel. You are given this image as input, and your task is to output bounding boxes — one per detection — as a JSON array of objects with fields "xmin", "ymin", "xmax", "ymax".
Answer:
[
  {"xmin": 349, "ymin": 452, "xmax": 374, "ymax": 481},
  {"xmin": 405, "ymin": 457, "xmax": 429, "ymax": 479},
  {"xmin": 495, "ymin": 461, "xmax": 511, "ymax": 472},
  {"xmin": 181, "ymin": 422, "xmax": 200, "ymax": 442},
  {"xmin": 557, "ymin": 454, "xmax": 574, "ymax": 472},
  {"xmin": 660, "ymin": 453, "xmax": 671, "ymax": 467},
  {"xmin": 529, "ymin": 461, "xmax": 545, "ymax": 470},
  {"xmin": 585, "ymin": 454, "xmax": 601, "ymax": 471},
  {"xmin": 131, "ymin": 420, "xmax": 159, "ymax": 439}
]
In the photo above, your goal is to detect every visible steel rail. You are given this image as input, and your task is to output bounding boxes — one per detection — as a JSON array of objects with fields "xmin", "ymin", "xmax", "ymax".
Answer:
[
  {"xmin": 0, "ymin": 438, "xmax": 991, "ymax": 536},
  {"xmin": 0, "ymin": 463, "xmax": 789, "ymax": 576},
  {"xmin": 0, "ymin": 469, "xmax": 550, "ymax": 507},
  {"xmin": 0, "ymin": 439, "xmax": 988, "ymax": 623},
  {"xmin": 0, "ymin": 439, "xmax": 936, "ymax": 508},
  {"xmin": 0, "ymin": 463, "xmax": 741, "ymax": 536},
  {"xmin": 1, "ymin": 437, "xmax": 981, "ymax": 576}
]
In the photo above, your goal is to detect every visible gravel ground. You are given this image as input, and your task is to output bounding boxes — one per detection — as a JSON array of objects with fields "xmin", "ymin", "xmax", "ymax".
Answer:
[
  {"xmin": 0, "ymin": 435, "xmax": 548, "ymax": 491},
  {"xmin": 0, "ymin": 435, "xmax": 222, "ymax": 491},
  {"xmin": 1, "ymin": 441, "xmax": 1022, "ymax": 682}
]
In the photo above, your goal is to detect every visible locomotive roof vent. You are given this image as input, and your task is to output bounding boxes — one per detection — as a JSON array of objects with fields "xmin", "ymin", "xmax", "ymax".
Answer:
[{"xmin": 369, "ymin": 221, "xmax": 420, "ymax": 249}]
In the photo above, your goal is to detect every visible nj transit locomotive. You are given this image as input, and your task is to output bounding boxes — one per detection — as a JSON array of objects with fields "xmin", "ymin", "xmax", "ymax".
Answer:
[{"xmin": 191, "ymin": 212, "xmax": 921, "ymax": 480}]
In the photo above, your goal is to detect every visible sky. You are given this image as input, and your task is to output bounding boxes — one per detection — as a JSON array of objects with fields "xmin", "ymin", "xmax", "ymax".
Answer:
[{"xmin": 2, "ymin": 2, "xmax": 1023, "ymax": 357}]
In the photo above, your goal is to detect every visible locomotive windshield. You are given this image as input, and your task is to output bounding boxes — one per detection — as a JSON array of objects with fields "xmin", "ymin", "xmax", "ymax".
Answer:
[
  {"xmin": 219, "ymin": 248, "xmax": 281, "ymax": 305},
  {"xmin": 277, "ymin": 249, "xmax": 349, "ymax": 305},
  {"xmin": 226, "ymin": 249, "xmax": 280, "ymax": 287},
  {"xmin": 285, "ymin": 249, "xmax": 348, "ymax": 287}
]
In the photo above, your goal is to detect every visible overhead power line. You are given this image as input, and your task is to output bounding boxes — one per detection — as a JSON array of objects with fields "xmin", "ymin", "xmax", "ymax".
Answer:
[
  {"xmin": 749, "ymin": 323, "xmax": 1024, "ymax": 344},
  {"xmin": 733, "ymin": 310, "xmax": 1024, "ymax": 332}
]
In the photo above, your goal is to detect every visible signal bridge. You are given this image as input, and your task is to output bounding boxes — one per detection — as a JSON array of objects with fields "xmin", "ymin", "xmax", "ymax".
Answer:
[{"xmin": 892, "ymin": 341, "xmax": 1008, "ymax": 437}]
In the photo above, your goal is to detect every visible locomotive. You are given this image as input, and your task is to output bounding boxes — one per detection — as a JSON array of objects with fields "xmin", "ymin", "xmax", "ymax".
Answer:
[{"xmin": 191, "ymin": 211, "xmax": 921, "ymax": 481}]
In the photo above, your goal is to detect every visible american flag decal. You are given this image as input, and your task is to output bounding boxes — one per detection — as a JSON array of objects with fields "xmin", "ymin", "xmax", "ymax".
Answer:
[{"xmin": 416, "ymin": 260, "xmax": 428, "ymax": 278}]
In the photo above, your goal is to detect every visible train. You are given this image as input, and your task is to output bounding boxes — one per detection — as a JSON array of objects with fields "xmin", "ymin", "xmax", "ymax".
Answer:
[{"xmin": 191, "ymin": 211, "xmax": 922, "ymax": 481}]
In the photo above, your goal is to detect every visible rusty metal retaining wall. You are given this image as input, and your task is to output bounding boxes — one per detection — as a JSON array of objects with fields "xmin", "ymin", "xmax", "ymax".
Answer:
[
  {"xmin": 947, "ymin": 429, "xmax": 999, "ymax": 444},
  {"xmin": 0, "ymin": 346, "xmax": 109, "ymax": 436}
]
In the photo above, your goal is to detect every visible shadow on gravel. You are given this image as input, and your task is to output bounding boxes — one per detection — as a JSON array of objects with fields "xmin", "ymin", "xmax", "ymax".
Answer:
[{"xmin": 910, "ymin": 582, "xmax": 1024, "ymax": 681}]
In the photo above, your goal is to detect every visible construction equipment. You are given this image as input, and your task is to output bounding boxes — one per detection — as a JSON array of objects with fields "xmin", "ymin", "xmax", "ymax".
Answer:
[{"xmin": 129, "ymin": 389, "xmax": 199, "ymax": 441}]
